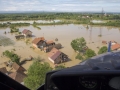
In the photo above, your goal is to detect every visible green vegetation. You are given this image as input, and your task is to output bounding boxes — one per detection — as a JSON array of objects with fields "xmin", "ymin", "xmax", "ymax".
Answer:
[
  {"xmin": 71, "ymin": 37, "xmax": 86, "ymax": 53},
  {"xmin": 10, "ymin": 23, "xmax": 30, "ymax": 28},
  {"xmin": 0, "ymin": 22, "xmax": 30, "ymax": 28},
  {"xmin": 3, "ymin": 50, "xmax": 20, "ymax": 64},
  {"xmin": 55, "ymin": 65, "xmax": 66, "ymax": 70},
  {"xmin": 0, "ymin": 13, "xmax": 120, "ymax": 28},
  {"xmin": 75, "ymin": 54, "xmax": 84, "ymax": 60},
  {"xmin": 98, "ymin": 46, "xmax": 107, "ymax": 54},
  {"xmin": 85, "ymin": 49, "xmax": 96, "ymax": 59},
  {"xmin": 71, "ymin": 37, "xmax": 96, "ymax": 61},
  {"xmin": 0, "ymin": 23, "xmax": 8, "ymax": 28},
  {"xmin": 33, "ymin": 21, "xmax": 41, "ymax": 30},
  {"xmin": 75, "ymin": 49, "xmax": 96, "ymax": 60},
  {"xmin": 10, "ymin": 27, "xmax": 19, "ymax": 33},
  {"xmin": 24, "ymin": 61, "xmax": 52, "ymax": 90},
  {"xmin": 25, "ymin": 39, "xmax": 31, "ymax": 44}
]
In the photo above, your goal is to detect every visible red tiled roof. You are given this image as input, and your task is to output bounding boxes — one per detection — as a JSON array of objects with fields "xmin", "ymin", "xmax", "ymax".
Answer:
[
  {"xmin": 48, "ymin": 48, "xmax": 61, "ymax": 61},
  {"xmin": 111, "ymin": 43, "xmax": 120, "ymax": 50},
  {"xmin": 22, "ymin": 29, "xmax": 32, "ymax": 34},
  {"xmin": 46, "ymin": 40, "xmax": 54, "ymax": 45},
  {"xmin": 9, "ymin": 72, "xmax": 26, "ymax": 83},
  {"xmin": 32, "ymin": 37, "xmax": 45, "ymax": 44},
  {"xmin": 51, "ymin": 51, "xmax": 61, "ymax": 60}
]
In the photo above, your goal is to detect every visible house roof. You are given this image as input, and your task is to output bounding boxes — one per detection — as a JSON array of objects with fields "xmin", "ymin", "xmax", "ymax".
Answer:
[
  {"xmin": 54, "ymin": 43, "xmax": 62, "ymax": 49},
  {"xmin": 0, "ymin": 67, "xmax": 8, "ymax": 74},
  {"xmin": 9, "ymin": 72, "xmax": 26, "ymax": 83},
  {"xmin": 32, "ymin": 37, "xmax": 45, "ymax": 44},
  {"xmin": 44, "ymin": 43, "xmax": 62, "ymax": 52},
  {"xmin": 48, "ymin": 48, "xmax": 61, "ymax": 61},
  {"xmin": 22, "ymin": 29, "xmax": 32, "ymax": 34},
  {"xmin": 110, "ymin": 40, "xmax": 117, "ymax": 43},
  {"xmin": 12, "ymin": 62, "xmax": 26, "ymax": 72},
  {"xmin": 111, "ymin": 43, "xmax": 120, "ymax": 50},
  {"xmin": 46, "ymin": 40, "xmax": 54, "ymax": 45}
]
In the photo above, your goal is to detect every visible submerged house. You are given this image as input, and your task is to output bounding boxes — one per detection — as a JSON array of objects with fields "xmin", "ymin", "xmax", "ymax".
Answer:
[
  {"xmin": 48, "ymin": 48, "xmax": 68, "ymax": 64},
  {"xmin": 32, "ymin": 37, "xmax": 45, "ymax": 49},
  {"xmin": 110, "ymin": 40, "xmax": 117, "ymax": 45},
  {"xmin": 111, "ymin": 43, "xmax": 120, "ymax": 51},
  {"xmin": 12, "ymin": 62, "xmax": 26, "ymax": 73},
  {"xmin": 46, "ymin": 40, "xmax": 55, "ymax": 46},
  {"xmin": 44, "ymin": 43, "xmax": 62, "ymax": 53},
  {"xmin": 22, "ymin": 29, "xmax": 32, "ymax": 37},
  {"xmin": 15, "ymin": 35, "xmax": 25, "ymax": 39},
  {"xmin": 9, "ymin": 72, "xmax": 27, "ymax": 84}
]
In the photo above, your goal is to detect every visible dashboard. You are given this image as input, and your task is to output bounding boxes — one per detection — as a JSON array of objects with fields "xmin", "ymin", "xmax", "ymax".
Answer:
[
  {"xmin": 44, "ymin": 51, "xmax": 120, "ymax": 90},
  {"xmin": 46, "ymin": 75, "xmax": 120, "ymax": 90}
]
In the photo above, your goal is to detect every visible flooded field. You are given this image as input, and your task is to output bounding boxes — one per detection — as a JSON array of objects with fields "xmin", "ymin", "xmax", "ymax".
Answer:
[
  {"xmin": 0, "ymin": 20, "xmax": 61, "ymax": 24},
  {"xmin": 0, "ymin": 24, "xmax": 120, "ymax": 68},
  {"xmin": 0, "ymin": 36, "xmax": 14, "ymax": 46}
]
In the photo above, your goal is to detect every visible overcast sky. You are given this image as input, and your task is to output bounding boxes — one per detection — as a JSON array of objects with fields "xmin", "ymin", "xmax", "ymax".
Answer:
[{"xmin": 0, "ymin": 0, "xmax": 120, "ymax": 12}]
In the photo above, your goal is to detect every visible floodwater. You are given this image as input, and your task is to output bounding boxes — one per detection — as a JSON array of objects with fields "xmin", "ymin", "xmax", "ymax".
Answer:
[
  {"xmin": 91, "ymin": 20, "xmax": 106, "ymax": 23},
  {"xmin": 0, "ymin": 24, "xmax": 120, "ymax": 68}
]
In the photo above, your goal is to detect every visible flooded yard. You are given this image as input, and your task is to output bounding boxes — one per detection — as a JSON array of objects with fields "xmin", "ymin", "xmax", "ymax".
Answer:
[
  {"xmin": 0, "ymin": 24, "xmax": 120, "ymax": 68},
  {"xmin": 0, "ymin": 35, "xmax": 14, "ymax": 46}
]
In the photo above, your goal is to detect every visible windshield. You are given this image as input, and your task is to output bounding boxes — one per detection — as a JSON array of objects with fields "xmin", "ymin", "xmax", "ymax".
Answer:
[{"xmin": 0, "ymin": 0, "xmax": 120, "ymax": 90}]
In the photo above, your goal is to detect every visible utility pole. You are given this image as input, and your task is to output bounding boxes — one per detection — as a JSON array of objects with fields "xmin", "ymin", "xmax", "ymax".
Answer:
[
  {"xmin": 89, "ymin": 25, "xmax": 92, "ymax": 43},
  {"xmin": 101, "ymin": 8, "xmax": 104, "ymax": 19}
]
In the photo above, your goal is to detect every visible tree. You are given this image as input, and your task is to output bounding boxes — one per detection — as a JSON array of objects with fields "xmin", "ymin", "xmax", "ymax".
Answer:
[
  {"xmin": 55, "ymin": 65, "xmax": 66, "ymax": 70},
  {"xmin": 85, "ymin": 49, "xmax": 96, "ymax": 59},
  {"xmin": 75, "ymin": 53, "xmax": 84, "ymax": 60},
  {"xmin": 3, "ymin": 50, "xmax": 20, "ymax": 64},
  {"xmin": 98, "ymin": 46, "xmax": 107, "ymax": 54},
  {"xmin": 71, "ymin": 37, "xmax": 86, "ymax": 52},
  {"xmin": 24, "ymin": 61, "xmax": 52, "ymax": 90}
]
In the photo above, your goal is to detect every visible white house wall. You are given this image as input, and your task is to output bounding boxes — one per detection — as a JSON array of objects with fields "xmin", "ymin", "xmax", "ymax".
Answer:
[{"xmin": 48, "ymin": 57, "xmax": 54, "ymax": 63}]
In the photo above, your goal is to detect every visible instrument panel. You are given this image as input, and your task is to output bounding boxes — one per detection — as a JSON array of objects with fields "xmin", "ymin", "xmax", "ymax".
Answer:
[
  {"xmin": 79, "ymin": 77, "xmax": 98, "ymax": 89},
  {"xmin": 50, "ymin": 75, "xmax": 120, "ymax": 90}
]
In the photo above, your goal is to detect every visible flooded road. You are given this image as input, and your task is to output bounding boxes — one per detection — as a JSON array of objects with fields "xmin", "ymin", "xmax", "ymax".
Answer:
[{"xmin": 0, "ymin": 24, "xmax": 120, "ymax": 68}]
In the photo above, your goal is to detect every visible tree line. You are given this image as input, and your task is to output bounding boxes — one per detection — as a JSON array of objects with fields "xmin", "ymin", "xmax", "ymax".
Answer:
[{"xmin": 0, "ymin": 13, "xmax": 120, "ymax": 28}]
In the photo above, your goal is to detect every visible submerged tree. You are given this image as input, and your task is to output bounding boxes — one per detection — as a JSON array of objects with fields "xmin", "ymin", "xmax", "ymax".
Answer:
[
  {"xmin": 3, "ymin": 50, "xmax": 20, "ymax": 64},
  {"xmin": 85, "ymin": 49, "xmax": 96, "ymax": 59},
  {"xmin": 24, "ymin": 61, "xmax": 52, "ymax": 90},
  {"xmin": 55, "ymin": 65, "xmax": 66, "ymax": 70},
  {"xmin": 75, "ymin": 53, "xmax": 84, "ymax": 60},
  {"xmin": 71, "ymin": 37, "xmax": 86, "ymax": 53},
  {"xmin": 98, "ymin": 46, "xmax": 107, "ymax": 54}
]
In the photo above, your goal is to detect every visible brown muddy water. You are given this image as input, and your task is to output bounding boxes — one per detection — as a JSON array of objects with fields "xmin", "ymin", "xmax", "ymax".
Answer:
[{"xmin": 0, "ymin": 24, "xmax": 120, "ymax": 68}]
